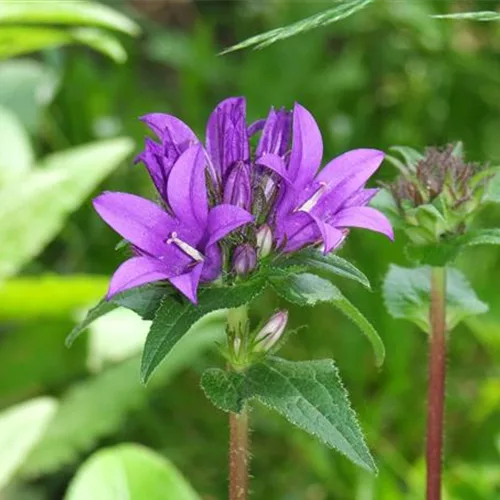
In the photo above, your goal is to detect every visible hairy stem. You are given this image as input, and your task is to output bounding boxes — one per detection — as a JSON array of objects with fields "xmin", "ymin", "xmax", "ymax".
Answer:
[
  {"xmin": 227, "ymin": 306, "xmax": 250, "ymax": 500},
  {"xmin": 229, "ymin": 409, "xmax": 249, "ymax": 500},
  {"xmin": 426, "ymin": 267, "xmax": 447, "ymax": 500}
]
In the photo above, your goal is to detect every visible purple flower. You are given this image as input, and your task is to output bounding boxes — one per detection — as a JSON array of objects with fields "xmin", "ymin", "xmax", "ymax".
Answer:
[
  {"xmin": 259, "ymin": 103, "xmax": 393, "ymax": 253},
  {"xmin": 232, "ymin": 244, "xmax": 257, "ymax": 276},
  {"xmin": 94, "ymin": 145, "xmax": 253, "ymax": 304}
]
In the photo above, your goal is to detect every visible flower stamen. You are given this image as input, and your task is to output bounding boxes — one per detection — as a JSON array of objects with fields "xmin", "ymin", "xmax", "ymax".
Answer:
[
  {"xmin": 166, "ymin": 232, "xmax": 205, "ymax": 262},
  {"xmin": 296, "ymin": 181, "xmax": 328, "ymax": 213}
]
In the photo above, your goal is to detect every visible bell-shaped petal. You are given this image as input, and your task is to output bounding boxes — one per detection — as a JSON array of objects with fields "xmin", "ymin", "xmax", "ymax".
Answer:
[
  {"xmin": 223, "ymin": 161, "xmax": 252, "ymax": 210},
  {"xmin": 332, "ymin": 206, "xmax": 394, "ymax": 240},
  {"xmin": 287, "ymin": 103, "xmax": 323, "ymax": 189},
  {"xmin": 139, "ymin": 113, "xmax": 197, "ymax": 149},
  {"xmin": 134, "ymin": 138, "xmax": 170, "ymax": 201},
  {"xmin": 93, "ymin": 192, "xmax": 178, "ymax": 257},
  {"xmin": 167, "ymin": 144, "xmax": 208, "ymax": 234},
  {"xmin": 255, "ymin": 153, "xmax": 292, "ymax": 184},
  {"xmin": 107, "ymin": 256, "xmax": 176, "ymax": 298},
  {"xmin": 276, "ymin": 212, "xmax": 320, "ymax": 253},
  {"xmin": 256, "ymin": 107, "xmax": 291, "ymax": 158},
  {"xmin": 200, "ymin": 244, "xmax": 222, "ymax": 282},
  {"xmin": 341, "ymin": 188, "xmax": 379, "ymax": 209},
  {"xmin": 205, "ymin": 97, "xmax": 250, "ymax": 182},
  {"xmin": 170, "ymin": 263, "xmax": 204, "ymax": 304},
  {"xmin": 309, "ymin": 215, "xmax": 345, "ymax": 254},
  {"xmin": 205, "ymin": 204, "xmax": 254, "ymax": 248}
]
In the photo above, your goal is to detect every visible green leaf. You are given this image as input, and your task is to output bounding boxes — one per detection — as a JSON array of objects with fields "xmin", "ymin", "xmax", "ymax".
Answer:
[
  {"xmin": 23, "ymin": 315, "xmax": 224, "ymax": 478},
  {"xmin": 66, "ymin": 284, "xmax": 168, "ymax": 347},
  {"xmin": 279, "ymin": 248, "xmax": 371, "ymax": 289},
  {"xmin": 64, "ymin": 444, "xmax": 200, "ymax": 500},
  {"xmin": 202, "ymin": 358, "xmax": 376, "ymax": 473},
  {"xmin": 406, "ymin": 228, "xmax": 500, "ymax": 266},
  {"xmin": 0, "ymin": 105, "xmax": 34, "ymax": 185},
  {"xmin": 388, "ymin": 145, "xmax": 423, "ymax": 172},
  {"xmin": 0, "ymin": 275, "xmax": 108, "ymax": 320},
  {"xmin": 222, "ymin": 0, "xmax": 372, "ymax": 53},
  {"xmin": 69, "ymin": 27, "xmax": 127, "ymax": 63},
  {"xmin": 0, "ymin": 397, "xmax": 57, "ymax": 489},
  {"xmin": 432, "ymin": 12, "xmax": 500, "ymax": 22},
  {"xmin": 0, "ymin": 1, "xmax": 140, "ymax": 36},
  {"xmin": 0, "ymin": 137, "xmax": 134, "ymax": 282},
  {"xmin": 201, "ymin": 368, "xmax": 245, "ymax": 413},
  {"xmin": 382, "ymin": 265, "xmax": 489, "ymax": 332},
  {"xmin": 270, "ymin": 273, "xmax": 385, "ymax": 366},
  {"xmin": 485, "ymin": 170, "xmax": 500, "ymax": 203},
  {"xmin": 141, "ymin": 277, "xmax": 267, "ymax": 383}
]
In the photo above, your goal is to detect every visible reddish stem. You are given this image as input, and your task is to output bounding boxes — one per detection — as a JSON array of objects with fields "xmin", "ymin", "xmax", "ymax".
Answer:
[
  {"xmin": 426, "ymin": 267, "xmax": 447, "ymax": 500},
  {"xmin": 229, "ymin": 409, "xmax": 249, "ymax": 500}
]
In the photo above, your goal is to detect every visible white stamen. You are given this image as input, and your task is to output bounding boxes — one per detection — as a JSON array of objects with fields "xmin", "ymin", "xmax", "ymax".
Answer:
[
  {"xmin": 166, "ymin": 232, "xmax": 205, "ymax": 262},
  {"xmin": 296, "ymin": 181, "xmax": 328, "ymax": 213}
]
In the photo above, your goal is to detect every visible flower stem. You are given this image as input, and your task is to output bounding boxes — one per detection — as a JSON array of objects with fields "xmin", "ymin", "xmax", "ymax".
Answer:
[
  {"xmin": 426, "ymin": 266, "xmax": 447, "ymax": 500},
  {"xmin": 227, "ymin": 306, "xmax": 250, "ymax": 500},
  {"xmin": 229, "ymin": 409, "xmax": 249, "ymax": 500}
]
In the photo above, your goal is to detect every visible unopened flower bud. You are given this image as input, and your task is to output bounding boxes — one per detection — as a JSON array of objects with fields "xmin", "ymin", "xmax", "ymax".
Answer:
[
  {"xmin": 223, "ymin": 161, "xmax": 252, "ymax": 210},
  {"xmin": 255, "ymin": 310, "xmax": 288, "ymax": 352},
  {"xmin": 233, "ymin": 337, "xmax": 242, "ymax": 356},
  {"xmin": 256, "ymin": 225, "xmax": 273, "ymax": 258},
  {"xmin": 232, "ymin": 244, "xmax": 257, "ymax": 276}
]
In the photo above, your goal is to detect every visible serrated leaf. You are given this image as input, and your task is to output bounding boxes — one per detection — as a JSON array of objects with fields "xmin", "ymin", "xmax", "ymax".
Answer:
[
  {"xmin": 222, "ymin": 0, "xmax": 372, "ymax": 53},
  {"xmin": 270, "ymin": 273, "xmax": 384, "ymax": 366},
  {"xmin": 201, "ymin": 368, "xmax": 245, "ymax": 413},
  {"xmin": 406, "ymin": 228, "xmax": 500, "ymax": 266},
  {"xmin": 0, "ymin": 397, "xmax": 57, "ymax": 490},
  {"xmin": 0, "ymin": 1, "xmax": 140, "ymax": 36},
  {"xmin": 279, "ymin": 248, "xmax": 371, "ymax": 289},
  {"xmin": 382, "ymin": 265, "xmax": 488, "ymax": 333},
  {"xmin": 64, "ymin": 444, "xmax": 200, "ymax": 500},
  {"xmin": 141, "ymin": 277, "xmax": 267, "ymax": 383},
  {"xmin": 0, "ymin": 138, "xmax": 133, "ymax": 282},
  {"xmin": 432, "ymin": 12, "xmax": 500, "ymax": 22},
  {"xmin": 24, "ymin": 314, "xmax": 224, "ymax": 478},
  {"xmin": 66, "ymin": 284, "xmax": 167, "ymax": 347},
  {"xmin": 206, "ymin": 358, "xmax": 376, "ymax": 473}
]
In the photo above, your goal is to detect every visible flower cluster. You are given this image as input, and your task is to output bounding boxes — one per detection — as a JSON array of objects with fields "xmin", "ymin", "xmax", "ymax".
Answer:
[{"xmin": 94, "ymin": 97, "xmax": 393, "ymax": 303}]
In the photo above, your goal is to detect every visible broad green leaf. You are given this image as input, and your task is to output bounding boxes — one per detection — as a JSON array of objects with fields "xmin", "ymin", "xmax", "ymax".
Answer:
[
  {"xmin": 202, "ymin": 358, "xmax": 377, "ymax": 473},
  {"xmin": 0, "ymin": 105, "xmax": 34, "ymax": 185},
  {"xmin": 64, "ymin": 444, "xmax": 200, "ymax": 500},
  {"xmin": 382, "ymin": 265, "xmax": 488, "ymax": 333},
  {"xmin": 0, "ymin": 397, "xmax": 57, "ymax": 489},
  {"xmin": 432, "ymin": 12, "xmax": 500, "ymax": 22},
  {"xmin": 0, "ymin": 1, "xmax": 140, "ymax": 36},
  {"xmin": 0, "ymin": 59, "xmax": 59, "ymax": 133},
  {"xmin": 0, "ymin": 275, "xmax": 107, "ymax": 319},
  {"xmin": 279, "ymin": 248, "xmax": 371, "ymax": 289},
  {"xmin": 0, "ymin": 26, "xmax": 127, "ymax": 62},
  {"xmin": 0, "ymin": 137, "xmax": 134, "ymax": 282},
  {"xmin": 270, "ymin": 273, "xmax": 385, "ymax": 366},
  {"xmin": 23, "ymin": 314, "xmax": 224, "ymax": 478},
  {"xmin": 66, "ymin": 284, "xmax": 168, "ymax": 347},
  {"xmin": 141, "ymin": 277, "xmax": 267, "ymax": 383},
  {"xmin": 222, "ymin": 0, "xmax": 372, "ymax": 53},
  {"xmin": 406, "ymin": 228, "xmax": 500, "ymax": 266}
]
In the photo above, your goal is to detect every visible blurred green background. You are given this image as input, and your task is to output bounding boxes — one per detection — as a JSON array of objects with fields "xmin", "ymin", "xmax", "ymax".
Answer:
[{"xmin": 0, "ymin": 0, "xmax": 499, "ymax": 498}]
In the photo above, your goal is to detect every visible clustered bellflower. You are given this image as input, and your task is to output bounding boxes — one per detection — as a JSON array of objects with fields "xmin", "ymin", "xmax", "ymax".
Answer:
[{"xmin": 94, "ymin": 97, "xmax": 393, "ymax": 303}]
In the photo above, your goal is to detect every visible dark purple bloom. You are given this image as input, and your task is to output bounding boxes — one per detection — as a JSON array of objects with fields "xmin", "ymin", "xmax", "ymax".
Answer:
[
  {"xmin": 260, "ymin": 104, "xmax": 393, "ymax": 253},
  {"xmin": 94, "ymin": 145, "xmax": 253, "ymax": 303},
  {"xmin": 223, "ymin": 161, "xmax": 252, "ymax": 210}
]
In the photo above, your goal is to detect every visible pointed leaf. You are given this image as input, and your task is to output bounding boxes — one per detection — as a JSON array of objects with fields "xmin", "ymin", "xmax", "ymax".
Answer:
[
  {"xmin": 382, "ymin": 265, "xmax": 488, "ymax": 333},
  {"xmin": 65, "ymin": 444, "xmax": 200, "ymax": 500},
  {"xmin": 279, "ymin": 248, "xmax": 371, "ymax": 289},
  {"xmin": 201, "ymin": 368, "xmax": 245, "ymax": 413},
  {"xmin": 270, "ymin": 273, "xmax": 384, "ymax": 366},
  {"xmin": 432, "ymin": 12, "xmax": 500, "ymax": 22},
  {"xmin": 141, "ymin": 277, "xmax": 267, "ymax": 383}
]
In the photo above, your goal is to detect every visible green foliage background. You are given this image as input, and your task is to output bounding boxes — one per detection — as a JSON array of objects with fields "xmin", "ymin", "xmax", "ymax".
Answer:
[{"xmin": 0, "ymin": 0, "xmax": 499, "ymax": 498}]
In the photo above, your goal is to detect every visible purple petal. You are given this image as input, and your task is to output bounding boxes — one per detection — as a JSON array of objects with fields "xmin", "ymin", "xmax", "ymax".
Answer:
[
  {"xmin": 256, "ymin": 153, "xmax": 292, "ymax": 183},
  {"xmin": 205, "ymin": 204, "xmax": 254, "ymax": 248},
  {"xmin": 248, "ymin": 119, "xmax": 266, "ymax": 137},
  {"xmin": 200, "ymin": 244, "xmax": 222, "ymax": 282},
  {"xmin": 342, "ymin": 188, "xmax": 379, "ymax": 209},
  {"xmin": 287, "ymin": 103, "xmax": 323, "ymax": 189},
  {"xmin": 205, "ymin": 97, "xmax": 250, "ymax": 182},
  {"xmin": 107, "ymin": 256, "xmax": 176, "ymax": 298},
  {"xmin": 309, "ymin": 215, "xmax": 345, "ymax": 254},
  {"xmin": 134, "ymin": 138, "xmax": 170, "ymax": 201},
  {"xmin": 332, "ymin": 206, "xmax": 394, "ymax": 240},
  {"xmin": 170, "ymin": 263, "xmax": 204, "ymax": 304},
  {"xmin": 93, "ymin": 192, "xmax": 178, "ymax": 256},
  {"xmin": 139, "ymin": 113, "xmax": 198, "ymax": 148},
  {"xmin": 223, "ymin": 161, "xmax": 252, "ymax": 209},
  {"xmin": 256, "ymin": 107, "xmax": 292, "ymax": 158},
  {"xmin": 167, "ymin": 144, "xmax": 208, "ymax": 231},
  {"xmin": 275, "ymin": 212, "xmax": 320, "ymax": 253}
]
